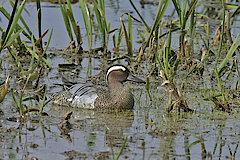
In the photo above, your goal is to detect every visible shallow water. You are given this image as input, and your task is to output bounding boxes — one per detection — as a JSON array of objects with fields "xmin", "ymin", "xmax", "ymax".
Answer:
[{"xmin": 0, "ymin": 0, "xmax": 240, "ymax": 160}]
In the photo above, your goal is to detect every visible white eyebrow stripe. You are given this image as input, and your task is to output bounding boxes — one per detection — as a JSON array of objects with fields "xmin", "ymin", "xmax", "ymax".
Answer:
[{"xmin": 106, "ymin": 66, "xmax": 126, "ymax": 80}]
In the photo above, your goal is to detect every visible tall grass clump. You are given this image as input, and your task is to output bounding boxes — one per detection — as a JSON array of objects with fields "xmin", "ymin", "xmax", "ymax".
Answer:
[
  {"xmin": 171, "ymin": 0, "xmax": 198, "ymax": 57},
  {"xmin": 211, "ymin": 0, "xmax": 240, "ymax": 112},
  {"xmin": 112, "ymin": 26, "xmax": 123, "ymax": 50},
  {"xmin": 0, "ymin": 0, "xmax": 26, "ymax": 53},
  {"xmin": 9, "ymin": 10, "xmax": 52, "ymax": 79},
  {"xmin": 7, "ymin": 10, "xmax": 53, "ymax": 117},
  {"xmin": 93, "ymin": 0, "xmax": 111, "ymax": 53},
  {"xmin": 79, "ymin": 0, "xmax": 112, "ymax": 53},
  {"xmin": 79, "ymin": 0, "xmax": 93, "ymax": 50},
  {"xmin": 138, "ymin": 0, "xmax": 171, "ymax": 52},
  {"xmin": 0, "ymin": 0, "xmax": 45, "ymax": 54},
  {"xmin": 11, "ymin": 26, "xmax": 52, "ymax": 117},
  {"xmin": 120, "ymin": 13, "xmax": 141, "ymax": 57},
  {"xmin": 59, "ymin": 0, "xmax": 82, "ymax": 49}
]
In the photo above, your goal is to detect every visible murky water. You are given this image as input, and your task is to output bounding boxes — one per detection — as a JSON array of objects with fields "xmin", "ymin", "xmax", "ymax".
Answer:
[{"xmin": 0, "ymin": 0, "xmax": 240, "ymax": 159}]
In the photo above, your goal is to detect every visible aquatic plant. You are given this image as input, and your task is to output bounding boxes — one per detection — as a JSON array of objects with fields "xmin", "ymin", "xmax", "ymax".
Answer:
[
  {"xmin": 120, "ymin": 13, "xmax": 141, "ymax": 57},
  {"xmin": 212, "ymin": 0, "xmax": 240, "ymax": 111},
  {"xmin": 0, "ymin": 76, "xmax": 10, "ymax": 103},
  {"xmin": 79, "ymin": 0, "xmax": 110, "ymax": 52},
  {"xmin": 171, "ymin": 0, "xmax": 198, "ymax": 56},
  {"xmin": 79, "ymin": 0, "xmax": 93, "ymax": 50},
  {"xmin": 0, "ymin": 0, "xmax": 26, "ymax": 53},
  {"xmin": 133, "ymin": 0, "xmax": 172, "ymax": 52},
  {"xmin": 7, "ymin": 8, "xmax": 53, "ymax": 117},
  {"xmin": 112, "ymin": 26, "xmax": 123, "ymax": 50},
  {"xmin": 93, "ymin": 0, "xmax": 110, "ymax": 52},
  {"xmin": 10, "ymin": 31, "xmax": 52, "ymax": 117},
  {"xmin": 110, "ymin": 135, "xmax": 128, "ymax": 160},
  {"xmin": 59, "ymin": 0, "xmax": 82, "ymax": 49}
]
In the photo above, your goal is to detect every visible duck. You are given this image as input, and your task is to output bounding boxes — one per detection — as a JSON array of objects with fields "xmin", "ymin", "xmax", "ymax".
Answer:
[{"xmin": 50, "ymin": 64, "xmax": 146, "ymax": 110}]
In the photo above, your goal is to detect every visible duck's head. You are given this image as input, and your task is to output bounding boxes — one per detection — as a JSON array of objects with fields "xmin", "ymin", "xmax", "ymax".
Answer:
[{"xmin": 106, "ymin": 64, "xmax": 146, "ymax": 84}]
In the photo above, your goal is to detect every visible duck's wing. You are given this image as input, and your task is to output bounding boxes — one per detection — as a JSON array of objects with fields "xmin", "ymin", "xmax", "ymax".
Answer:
[
  {"xmin": 69, "ymin": 82, "xmax": 107, "ymax": 96},
  {"xmin": 50, "ymin": 78, "xmax": 108, "ymax": 108},
  {"xmin": 68, "ymin": 83, "xmax": 108, "ymax": 109}
]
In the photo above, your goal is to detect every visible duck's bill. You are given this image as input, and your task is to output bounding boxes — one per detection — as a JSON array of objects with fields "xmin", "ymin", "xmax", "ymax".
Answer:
[{"xmin": 127, "ymin": 73, "xmax": 146, "ymax": 84}]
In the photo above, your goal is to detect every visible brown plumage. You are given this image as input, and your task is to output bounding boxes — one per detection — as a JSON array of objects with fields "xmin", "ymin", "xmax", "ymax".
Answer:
[{"xmin": 50, "ymin": 64, "xmax": 145, "ymax": 110}]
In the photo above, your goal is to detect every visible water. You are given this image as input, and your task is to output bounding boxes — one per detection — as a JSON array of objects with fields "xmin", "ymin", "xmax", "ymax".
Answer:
[{"xmin": 0, "ymin": 0, "xmax": 240, "ymax": 159}]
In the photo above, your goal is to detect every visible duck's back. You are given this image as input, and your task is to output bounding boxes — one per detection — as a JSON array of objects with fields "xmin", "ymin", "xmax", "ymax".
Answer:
[
  {"xmin": 50, "ymin": 83, "xmax": 134, "ymax": 110},
  {"xmin": 50, "ymin": 83, "xmax": 108, "ymax": 109},
  {"xmin": 70, "ymin": 83, "xmax": 108, "ymax": 109}
]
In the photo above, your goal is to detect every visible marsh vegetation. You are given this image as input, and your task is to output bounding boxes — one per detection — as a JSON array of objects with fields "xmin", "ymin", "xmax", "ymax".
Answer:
[{"xmin": 0, "ymin": 0, "xmax": 240, "ymax": 159}]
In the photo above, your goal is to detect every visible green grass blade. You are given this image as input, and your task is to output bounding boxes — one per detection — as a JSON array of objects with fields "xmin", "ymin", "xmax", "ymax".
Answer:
[
  {"xmin": 120, "ymin": 14, "xmax": 130, "ymax": 55},
  {"xmin": 79, "ymin": 0, "xmax": 92, "ymax": 49},
  {"xmin": 183, "ymin": 0, "xmax": 187, "ymax": 21},
  {"xmin": 40, "ymin": 28, "xmax": 53, "ymax": 66},
  {"xmin": 172, "ymin": 0, "xmax": 180, "ymax": 18},
  {"xmin": 66, "ymin": 0, "xmax": 73, "ymax": 13},
  {"xmin": 128, "ymin": 14, "xmax": 133, "ymax": 56},
  {"xmin": 39, "ymin": 84, "xmax": 47, "ymax": 114},
  {"xmin": 214, "ymin": 0, "xmax": 226, "ymax": 71},
  {"xmin": 155, "ymin": 50, "xmax": 165, "ymax": 72},
  {"xmin": 129, "ymin": 0, "xmax": 150, "ymax": 32},
  {"xmin": 28, "ymin": 34, "xmax": 36, "ymax": 74},
  {"xmin": 3, "ymin": 0, "xmax": 26, "ymax": 48},
  {"xmin": 115, "ymin": 135, "xmax": 128, "ymax": 160},
  {"xmin": 9, "ymin": 49, "xmax": 26, "ymax": 77},
  {"xmin": 58, "ymin": 0, "xmax": 73, "ymax": 42},
  {"xmin": 0, "ymin": 26, "xmax": 4, "ymax": 32},
  {"xmin": 217, "ymin": 35, "xmax": 240, "ymax": 74},
  {"xmin": 4, "ymin": 28, "xmax": 23, "ymax": 48},
  {"xmin": 0, "ymin": 6, "xmax": 33, "ymax": 42},
  {"xmin": 9, "ymin": 0, "xmax": 35, "ymax": 41},
  {"xmin": 144, "ymin": 0, "xmax": 171, "ymax": 48},
  {"xmin": 165, "ymin": 29, "xmax": 172, "ymax": 80},
  {"xmin": 11, "ymin": 88, "xmax": 23, "ymax": 116},
  {"xmin": 113, "ymin": 32, "xmax": 116, "ymax": 48},
  {"xmin": 11, "ymin": 88, "xmax": 19, "ymax": 109},
  {"xmin": 36, "ymin": 0, "xmax": 43, "ymax": 49},
  {"xmin": 183, "ymin": 0, "xmax": 198, "ymax": 29},
  {"xmin": 2, "ymin": 0, "xmax": 18, "ymax": 46},
  {"xmin": 116, "ymin": 26, "xmax": 123, "ymax": 49},
  {"xmin": 150, "ymin": 0, "xmax": 164, "ymax": 32},
  {"xmin": 106, "ymin": 21, "xmax": 111, "ymax": 49},
  {"xmin": 99, "ymin": 0, "xmax": 105, "ymax": 15},
  {"xmin": 93, "ymin": 0, "xmax": 105, "ymax": 45},
  {"xmin": 66, "ymin": 0, "xmax": 80, "ymax": 44},
  {"xmin": 184, "ymin": 129, "xmax": 201, "ymax": 139}
]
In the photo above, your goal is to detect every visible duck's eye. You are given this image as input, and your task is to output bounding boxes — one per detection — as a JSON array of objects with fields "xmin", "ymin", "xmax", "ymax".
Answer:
[{"xmin": 117, "ymin": 69, "xmax": 125, "ymax": 72}]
